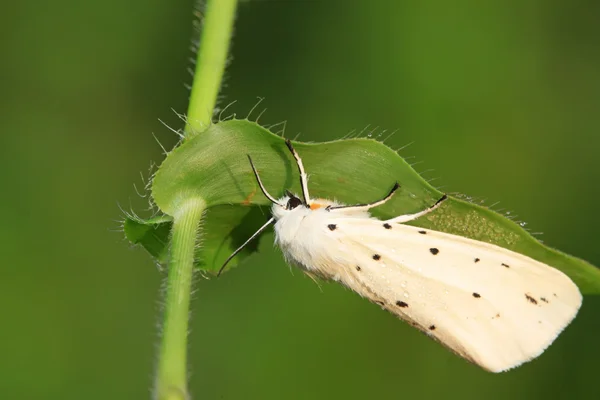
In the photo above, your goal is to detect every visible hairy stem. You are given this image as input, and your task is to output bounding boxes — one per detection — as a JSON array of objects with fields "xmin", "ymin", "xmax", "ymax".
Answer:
[
  {"xmin": 156, "ymin": 199, "xmax": 206, "ymax": 400},
  {"xmin": 185, "ymin": 0, "xmax": 238, "ymax": 136},
  {"xmin": 154, "ymin": 1, "xmax": 237, "ymax": 398}
]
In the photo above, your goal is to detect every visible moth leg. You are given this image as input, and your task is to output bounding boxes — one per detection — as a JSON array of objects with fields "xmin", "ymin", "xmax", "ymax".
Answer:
[
  {"xmin": 285, "ymin": 139, "xmax": 311, "ymax": 204},
  {"xmin": 328, "ymin": 182, "xmax": 400, "ymax": 212},
  {"xmin": 387, "ymin": 194, "xmax": 447, "ymax": 223}
]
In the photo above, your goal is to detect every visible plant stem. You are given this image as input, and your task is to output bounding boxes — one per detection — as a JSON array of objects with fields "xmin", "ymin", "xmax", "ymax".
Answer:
[
  {"xmin": 185, "ymin": 0, "xmax": 238, "ymax": 136},
  {"xmin": 156, "ymin": 199, "xmax": 206, "ymax": 400},
  {"xmin": 155, "ymin": 1, "xmax": 237, "ymax": 398}
]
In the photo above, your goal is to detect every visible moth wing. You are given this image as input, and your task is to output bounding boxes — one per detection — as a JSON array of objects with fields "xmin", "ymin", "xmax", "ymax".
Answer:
[{"xmin": 330, "ymin": 217, "xmax": 582, "ymax": 372}]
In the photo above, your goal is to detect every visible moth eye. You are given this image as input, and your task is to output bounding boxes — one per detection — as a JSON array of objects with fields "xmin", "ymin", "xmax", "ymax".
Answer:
[{"xmin": 287, "ymin": 195, "xmax": 303, "ymax": 210}]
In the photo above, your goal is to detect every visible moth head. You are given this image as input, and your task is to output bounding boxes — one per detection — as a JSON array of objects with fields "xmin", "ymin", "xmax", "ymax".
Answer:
[
  {"xmin": 270, "ymin": 191, "xmax": 305, "ymax": 220},
  {"xmin": 285, "ymin": 190, "xmax": 304, "ymax": 210}
]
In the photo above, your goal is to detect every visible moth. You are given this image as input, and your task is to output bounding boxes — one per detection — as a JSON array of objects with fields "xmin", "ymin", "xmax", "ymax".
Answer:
[{"xmin": 220, "ymin": 139, "xmax": 582, "ymax": 372}]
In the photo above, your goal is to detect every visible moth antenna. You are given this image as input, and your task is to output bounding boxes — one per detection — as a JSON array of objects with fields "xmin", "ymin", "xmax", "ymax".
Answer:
[
  {"xmin": 217, "ymin": 217, "xmax": 276, "ymax": 276},
  {"xmin": 247, "ymin": 155, "xmax": 283, "ymax": 206},
  {"xmin": 387, "ymin": 193, "xmax": 448, "ymax": 223},
  {"xmin": 328, "ymin": 182, "xmax": 400, "ymax": 212},
  {"xmin": 284, "ymin": 139, "xmax": 311, "ymax": 204}
]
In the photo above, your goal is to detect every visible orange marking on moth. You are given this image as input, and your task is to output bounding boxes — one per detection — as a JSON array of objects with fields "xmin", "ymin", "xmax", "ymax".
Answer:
[
  {"xmin": 241, "ymin": 189, "xmax": 257, "ymax": 205},
  {"xmin": 310, "ymin": 203, "xmax": 324, "ymax": 210}
]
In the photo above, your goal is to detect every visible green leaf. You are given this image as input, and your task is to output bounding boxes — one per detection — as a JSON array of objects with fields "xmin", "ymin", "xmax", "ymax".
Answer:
[
  {"xmin": 124, "ymin": 119, "xmax": 600, "ymax": 293},
  {"xmin": 124, "ymin": 214, "xmax": 173, "ymax": 264}
]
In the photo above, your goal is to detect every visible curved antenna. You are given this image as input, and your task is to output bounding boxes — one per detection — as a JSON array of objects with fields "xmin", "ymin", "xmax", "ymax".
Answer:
[
  {"xmin": 217, "ymin": 217, "xmax": 275, "ymax": 276},
  {"xmin": 387, "ymin": 194, "xmax": 447, "ymax": 223},
  {"xmin": 247, "ymin": 155, "xmax": 283, "ymax": 207},
  {"xmin": 218, "ymin": 156, "xmax": 282, "ymax": 277},
  {"xmin": 328, "ymin": 182, "xmax": 400, "ymax": 212},
  {"xmin": 285, "ymin": 139, "xmax": 311, "ymax": 204}
]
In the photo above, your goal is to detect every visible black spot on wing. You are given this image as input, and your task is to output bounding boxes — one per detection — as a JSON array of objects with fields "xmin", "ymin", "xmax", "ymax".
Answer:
[
  {"xmin": 540, "ymin": 297, "xmax": 549, "ymax": 303},
  {"xmin": 356, "ymin": 266, "xmax": 361, "ymax": 271},
  {"xmin": 525, "ymin": 293, "xmax": 538, "ymax": 304},
  {"xmin": 472, "ymin": 292, "xmax": 481, "ymax": 298},
  {"xmin": 327, "ymin": 224, "xmax": 337, "ymax": 231},
  {"xmin": 418, "ymin": 230, "xmax": 427, "ymax": 235},
  {"xmin": 383, "ymin": 223, "xmax": 392, "ymax": 229},
  {"xmin": 429, "ymin": 325, "xmax": 436, "ymax": 331},
  {"xmin": 429, "ymin": 248, "xmax": 439, "ymax": 255},
  {"xmin": 474, "ymin": 258, "xmax": 480, "ymax": 263},
  {"xmin": 396, "ymin": 301, "xmax": 409, "ymax": 308},
  {"xmin": 372, "ymin": 254, "xmax": 381, "ymax": 261},
  {"xmin": 501, "ymin": 263, "xmax": 510, "ymax": 268},
  {"xmin": 375, "ymin": 300, "xmax": 384, "ymax": 306}
]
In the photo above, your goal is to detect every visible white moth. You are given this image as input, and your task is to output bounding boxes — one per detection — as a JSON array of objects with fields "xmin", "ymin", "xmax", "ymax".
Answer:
[{"xmin": 220, "ymin": 139, "xmax": 582, "ymax": 373}]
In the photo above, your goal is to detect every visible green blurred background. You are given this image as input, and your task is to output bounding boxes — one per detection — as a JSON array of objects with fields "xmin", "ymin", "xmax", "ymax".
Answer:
[{"xmin": 2, "ymin": 1, "xmax": 599, "ymax": 399}]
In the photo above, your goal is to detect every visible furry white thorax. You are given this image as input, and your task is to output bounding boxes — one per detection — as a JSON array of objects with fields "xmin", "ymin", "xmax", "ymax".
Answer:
[{"xmin": 272, "ymin": 195, "xmax": 371, "ymax": 279}]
